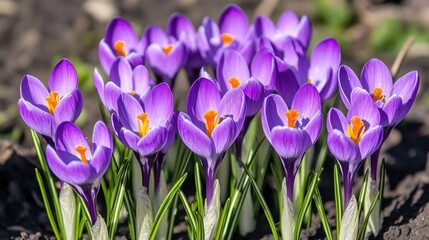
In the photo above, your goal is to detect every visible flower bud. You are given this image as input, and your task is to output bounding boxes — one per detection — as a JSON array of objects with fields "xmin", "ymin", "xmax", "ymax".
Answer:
[
  {"xmin": 92, "ymin": 215, "xmax": 108, "ymax": 240},
  {"xmin": 136, "ymin": 187, "xmax": 153, "ymax": 240},
  {"xmin": 204, "ymin": 179, "xmax": 220, "ymax": 240},
  {"xmin": 281, "ymin": 178, "xmax": 295, "ymax": 240},
  {"xmin": 59, "ymin": 183, "xmax": 76, "ymax": 240},
  {"xmin": 340, "ymin": 195, "xmax": 358, "ymax": 240},
  {"xmin": 365, "ymin": 179, "xmax": 380, "ymax": 236}
]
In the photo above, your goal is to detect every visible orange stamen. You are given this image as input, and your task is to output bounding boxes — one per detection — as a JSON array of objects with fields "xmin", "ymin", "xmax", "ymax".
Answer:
[
  {"xmin": 347, "ymin": 116, "xmax": 366, "ymax": 144},
  {"xmin": 75, "ymin": 145, "xmax": 88, "ymax": 163},
  {"xmin": 308, "ymin": 78, "xmax": 312, "ymax": 84},
  {"xmin": 203, "ymin": 110, "xmax": 220, "ymax": 137},
  {"xmin": 285, "ymin": 109, "xmax": 300, "ymax": 128},
  {"xmin": 162, "ymin": 44, "xmax": 174, "ymax": 55},
  {"xmin": 372, "ymin": 88, "xmax": 385, "ymax": 103},
  {"xmin": 130, "ymin": 91, "xmax": 136, "ymax": 96},
  {"xmin": 137, "ymin": 113, "xmax": 149, "ymax": 138},
  {"xmin": 114, "ymin": 40, "xmax": 127, "ymax": 57},
  {"xmin": 221, "ymin": 33, "xmax": 234, "ymax": 46},
  {"xmin": 228, "ymin": 77, "xmax": 241, "ymax": 89},
  {"xmin": 45, "ymin": 91, "xmax": 60, "ymax": 115}
]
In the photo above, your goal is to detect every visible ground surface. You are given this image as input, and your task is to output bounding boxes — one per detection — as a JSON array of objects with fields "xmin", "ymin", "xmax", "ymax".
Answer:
[{"xmin": 1, "ymin": 0, "xmax": 429, "ymax": 239}]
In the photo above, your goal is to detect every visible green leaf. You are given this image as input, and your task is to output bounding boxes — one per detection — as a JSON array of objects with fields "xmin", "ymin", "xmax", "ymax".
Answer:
[
  {"xmin": 358, "ymin": 169, "xmax": 370, "ymax": 219},
  {"xmin": 358, "ymin": 191, "xmax": 380, "ymax": 240},
  {"xmin": 313, "ymin": 185, "xmax": 333, "ymax": 240},
  {"xmin": 178, "ymin": 190, "xmax": 198, "ymax": 233},
  {"xmin": 215, "ymin": 198, "xmax": 231, "ymax": 239},
  {"xmin": 74, "ymin": 199, "xmax": 82, "ymax": 240},
  {"xmin": 333, "ymin": 162, "xmax": 343, "ymax": 240},
  {"xmin": 194, "ymin": 159, "xmax": 204, "ymax": 215},
  {"xmin": 379, "ymin": 159, "xmax": 386, "ymax": 209},
  {"xmin": 124, "ymin": 190, "xmax": 136, "ymax": 240},
  {"xmin": 149, "ymin": 173, "xmax": 188, "ymax": 240}
]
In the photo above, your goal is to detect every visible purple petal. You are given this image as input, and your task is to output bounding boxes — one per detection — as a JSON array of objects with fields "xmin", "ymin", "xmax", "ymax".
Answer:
[
  {"xmin": 187, "ymin": 78, "xmax": 221, "ymax": 123},
  {"xmin": 146, "ymin": 42, "xmax": 185, "ymax": 80},
  {"xmin": 54, "ymin": 89, "xmax": 83, "ymax": 123},
  {"xmin": 291, "ymin": 83, "xmax": 321, "ymax": 119},
  {"xmin": 90, "ymin": 145, "xmax": 112, "ymax": 178},
  {"xmin": 296, "ymin": 16, "xmax": 311, "ymax": 48},
  {"xmin": 162, "ymin": 111, "xmax": 178, "ymax": 153},
  {"xmin": 217, "ymin": 50, "xmax": 250, "ymax": 94},
  {"xmin": 118, "ymin": 93, "xmax": 143, "ymax": 132},
  {"xmin": 281, "ymin": 38, "xmax": 309, "ymax": 85},
  {"xmin": 359, "ymin": 126, "xmax": 383, "ymax": 160},
  {"xmin": 338, "ymin": 65, "xmax": 362, "ymax": 108},
  {"xmin": 104, "ymin": 82, "xmax": 123, "ymax": 113},
  {"xmin": 91, "ymin": 121, "xmax": 112, "ymax": 175},
  {"xmin": 348, "ymin": 88, "xmax": 380, "ymax": 128},
  {"xmin": 327, "ymin": 130, "xmax": 359, "ymax": 162},
  {"xmin": 136, "ymin": 127, "xmax": 167, "ymax": 156},
  {"xmin": 270, "ymin": 127, "xmax": 311, "ymax": 159},
  {"xmin": 218, "ymin": 88, "xmax": 246, "ymax": 125},
  {"xmin": 360, "ymin": 58, "xmax": 392, "ymax": 97},
  {"xmin": 254, "ymin": 15, "xmax": 276, "ymax": 37},
  {"xmin": 20, "ymin": 75, "xmax": 49, "ymax": 109},
  {"xmin": 143, "ymin": 26, "xmax": 169, "ymax": 46},
  {"xmin": 105, "ymin": 17, "xmax": 139, "ymax": 51},
  {"xmin": 109, "ymin": 57, "xmax": 133, "ymax": 92},
  {"xmin": 48, "ymin": 59, "xmax": 78, "ymax": 96},
  {"xmin": 392, "ymin": 71, "xmax": 419, "ymax": 121},
  {"xmin": 240, "ymin": 78, "xmax": 265, "ymax": 116},
  {"xmin": 98, "ymin": 39, "xmax": 116, "ymax": 74},
  {"xmin": 18, "ymin": 99, "xmax": 57, "ymax": 138},
  {"xmin": 381, "ymin": 95, "xmax": 402, "ymax": 126},
  {"xmin": 261, "ymin": 94, "xmax": 288, "ymax": 141},
  {"xmin": 251, "ymin": 50, "xmax": 276, "ymax": 90},
  {"xmin": 275, "ymin": 58, "xmax": 300, "ymax": 106},
  {"xmin": 55, "ymin": 122, "xmax": 90, "ymax": 157},
  {"xmin": 132, "ymin": 65, "xmax": 153, "ymax": 97},
  {"xmin": 211, "ymin": 117, "xmax": 236, "ymax": 155},
  {"xmin": 219, "ymin": 4, "xmax": 249, "ymax": 42},
  {"xmin": 93, "ymin": 68, "xmax": 106, "ymax": 105},
  {"xmin": 177, "ymin": 112, "xmax": 214, "ymax": 159},
  {"xmin": 167, "ymin": 13, "xmax": 196, "ymax": 48},
  {"xmin": 309, "ymin": 38, "xmax": 340, "ymax": 84},
  {"xmin": 277, "ymin": 11, "xmax": 299, "ymax": 34},
  {"xmin": 327, "ymin": 108, "xmax": 347, "ymax": 133},
  {"xmin": 141, "ymin": 83, "xmax": 173, "ymax": 128},
  {"xmin": 303, "ymin": 111, "xmax": 322, "ymax": 144},
  {"xmin": 125, "ymin": 52, "xmax": 145, "ymax": 69}
]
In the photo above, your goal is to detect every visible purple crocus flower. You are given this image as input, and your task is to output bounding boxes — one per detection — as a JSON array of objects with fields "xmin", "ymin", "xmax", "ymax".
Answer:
[
  {"xmin": 46, "ymin": 121, "xmax": 113, "ymax": 225},
  {"xmin": 327, "ymin": 88, "xmax": 384, "ymax": 207},
  {"xmin": 338, "ymin": 58, "xmax": 419, "ymax": 180},
  {"xmin": 93, "ymin": 57, "xmax": 154, "ymax": 113},
  {"xmin": 99, "ymin": 17, "xmax": 145, "ymax": 74},
  {"xmin": 261, "ymin": 83, "xmax": 322, "ymax": 201},
  {"xmin": 18, "ymin": 59, "xmax": 83, "ymax": 144},
  {"xmin": 144, "ymin": 25, "xmax": 186, "ymax": 87},
  {"xmin": 167, "ymin": 13, "xmax": 204, "ymax": 82},
  {"xmin": 197, "ymin": 4, "xmax": 254, "ymax": 68},
  {"xmin": 276, "ymin": 37, "xmax": 341, "ymax": 101},
  {"xmin": 254, "ymin": 10, "xmax": 311, "ymax": 51},
  {"xmin": 177, "ymin": 78, "xmax": 246, "ymax": 205},
  {"xmin": 111, "ymin": 83, "xmax": 174, "ymax": 189}
]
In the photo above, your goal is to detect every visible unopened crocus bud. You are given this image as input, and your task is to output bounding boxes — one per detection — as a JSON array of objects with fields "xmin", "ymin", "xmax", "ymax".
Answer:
[
  {"xmin": 59, "ymin": 183, "xmax": 76, "ymax": 240},
  {"xmin": 136, "ymin": 187, "xmax": 153, "ymax": 240},
  {"xmin": 340, "ymin": 195, "xmax": 358, "ymax": 240},
  {"xmin": 92, "ymin": 215, "xmax": 108, "ymax": 240},
  {"xmin": 365, "ymin": 179, "xmax": 381, "ymax": 236},
  {"xmin": 281, "ymin": 179, "xmax": 295, "ymax": 240},
  {"xmin": 203, "ymin": 180, "xmax": 220, "ymax": 240}
]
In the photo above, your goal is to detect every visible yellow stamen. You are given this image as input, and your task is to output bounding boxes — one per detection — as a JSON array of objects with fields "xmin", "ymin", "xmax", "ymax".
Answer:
[
  {"xmin": 221, "ymin": 33, "xmax": 234, "ymax": 46},
  {"xmin": 347, "ymin": 116, "xmax": 366, "ymax": 145},
  {"xmin": 162, "ymin": 44, "xmax": 174, "ymax": 55},
  {"xmin": 203, "ymin": 110, "xmax": 220, "ymax": 137},
  {"xmin": 130, "ymin": 91, "xmax": 136, "ymax": 96},
  {"xmin": 285, "ymin": 109, "xmax": 299, "ymax": 128},
  {"xmin": 114, "ymin": 40, "xmax": 127, "ymax": 57},
  {"xmin": 137, "ymin": 113, "xmax": 149, "ymax": 138},
  {"xmin": 308, "ymin": 78, "xmax": 312, "ymax": 83},
  {"xmin": 75, "ymin": 145, "xmax": 88, "ymax": 163},
  {"xmin": 228, "ymin": 77, "xmax": 240, "ymax": 89},
  {"xmin": 45, "ymin": 91, "xmax": 60, "ymax": 115},
  {"xmin": 372, "ymin": 87, "xmax": 385, "ymax": 103}
]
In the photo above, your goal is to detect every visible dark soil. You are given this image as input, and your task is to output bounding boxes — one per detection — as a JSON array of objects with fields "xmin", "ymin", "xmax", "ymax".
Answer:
[{"xmin": 1, "ymin": 0, "xmax": 429, "ymax": 239}]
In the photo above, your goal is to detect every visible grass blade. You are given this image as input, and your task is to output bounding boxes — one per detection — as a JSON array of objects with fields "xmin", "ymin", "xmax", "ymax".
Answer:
[
  {"xmin": 358, "ymin": 191, "xmax": 380, "ymax": 240},
  {"xmin": 178, "ymin": 190, "xmax": 198, "ymax": 233},
  {"xmin": 333, "ymin": 162, "xmax": 343, "ymax": 240},
  {"xmin": 358, "ymin": 169, "xmax": 369, "ymax": 219},
  {"xmin": 313, "ymin": 185, "xmax": 333, "ymax": 240}
]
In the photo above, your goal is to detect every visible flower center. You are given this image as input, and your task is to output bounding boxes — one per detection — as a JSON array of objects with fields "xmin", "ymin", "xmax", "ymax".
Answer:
[
  {"xmin": 308, "ymin": 78, "xmax": 312, "ymax": 83},
  {"xmin": 75, "ymin": 145, "xmax": 88, "ymax": 163},
  {"xmin": 372, "ymin": 88, "xmax": 385, "ymax": 103},
  {"xmin": 45, "ymin": 91, "xmax": 60, "ymax": 115},
  {"xmin": 228, "ymin": 77, "xmax": 240, "ymax": 89},
  {"xmin": 130, "ymin": 91, "xmax": 136, "ymax": 96},
  {"xmin": 137, "ymin": 113, "xmax": 149, "ymax": 138},
  {"xmin": 203, "ymin": 110, "xmax": 220, "ymax": 137},
  {"xmin": 221, "ymin": 33, "xmax": 234, "ymax": 46},
  {"xmin": 285, "ymin": 109, "xmax": 299, "ymax": 128},
  {"xmin": 347, "ymin": 116, "xmax": 366, "ymax": 145},
  {"xmin": 114, "ymin": 40, "xmax": 127, "ymax": 57},
  {"xmin": 162, "ymin": 44, "xmax": 174, "ymax": 55}
]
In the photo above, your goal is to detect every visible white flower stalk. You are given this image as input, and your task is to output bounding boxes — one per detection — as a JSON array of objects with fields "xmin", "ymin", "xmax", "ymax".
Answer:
[
  {"xmin": 153, "ymin": 172, "xmax": 168, "ymax": 240},
  {"xmin": 204, "ymin": 179, "xmax": 220, "ymax": 240},
  {"xmin": 364, "ymin": 179, "xmax": 381, "ymax": 236},
  {"xmin": 59, "ymin": 183, "xmax": 76, "ymax": 240},
  {"xmin": 92, "ymin": 215, "xmax": 108, "ymax": 240},
  {"xmin": 340, "ymin": 195, "xmax": 358, "ymax": 240},
  {"xmin": 136, "ymin": 187, "xmax": 153, "ymax": 240},
  {"xmin": 281, "ymin": 178, "xmax": 295, "ymax": 240}
]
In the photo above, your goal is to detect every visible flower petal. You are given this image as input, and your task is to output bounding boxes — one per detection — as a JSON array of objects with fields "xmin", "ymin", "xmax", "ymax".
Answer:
[
  {"xmin": 93, "ymin": 68, "xmax": 106, "ymax": 105},
  {"xmin": 98, "ymin": 39, "xmax": 116, "ymax": 74},
  {"xmin": 275, "ymin": 58, "xmax": 299, "ymax": 106},
  {"xmin": 327, "ymin": 108, "xmax": 347, "ymax": 133},
  {"xmin": 251, "ymin": 50, "xmax": 276, "ymax": 90},
  {"xmin": 348, "ymin": 88, "xmax": 380, "ymax": 128},
  {"xmin": 392, "ymin": 71, "xmax": 419, "ymax": 121},
  {"xmin": 137, "ymin": 127, "xmax": 167, "ymax": 156},
  {"xmin": 109, "ymin": 57, "xmax": 133, "ymax": 92},
  {"xmin": 55, "ymin": 122, "xmax": 90, "ymax": 157},
  {"xmin": 338, "ymin": 65, "xmax": 362, "ymax": 109},
  {"xmin": 303, "ymin": 111, "xmax": 322, "ymax": 144},
  {"xmin": 92, "ymin": 121, "xmax": 113, "ymax": 151},
  {"xmin": 54, "ymin": 89, "xmax": 83, "ymax": 123},
  {"xmin": 359, "ymin": 126, "xmax": 383, "ymax": 160},
  {"xmin": 277, "ymin": 11, "xmax": 299, "ymax": 34},
  {"xmin": 360, "ymin": 58, "xmax": 392, "ymax": 96},
  {"xmin": 132, "ymin": 65, "xmax": 153, "ymax": 97},
  {"xmin": 270, "ymin": 127, "xmax": 311, "ymax": 159},
  {"xmin": 48, "ymin": 59, "xmax": 78, "ymax": 96},
  {"xmin": 143, "ymin": 25, "xmax": 169, "ymax": 46},
  {"xmin": 291, "ymin": 83, "xmax": 321, "ymax": 119},
  {"xmin": 240, "ymin": 78, "xmax": 265, "ymax": 116},
  {"xmin": 187, "ymin": 78, "xmax": 221, "ymax": 124},
  {"xmin": 254, "ymin": 15, "xmax": 276, "ymax": 37},
  {"xmin": 18, "ymin": 99, "xmax": 57, "ymax": 138},
  {"xmin": 309, "ymin": 38, "xmax": 340, "ymax": 86},
  {"xmin": 381, "ymin": 95, "xmax": 402, "ymax": 126},
  {"xmin": 219, "ymin": 4, "xmax": 249, "ymax": 42},
  {"xmin": 20, "ymin": 75, "xmax": 49, "ymax": 109},
  {"xmin": 146, "ymin": 42, "xmax": 185, "ymax": 81},
  {"xmin": 90, "ymin": 145, "xmax": 112, "ymax": 178},
  {"xmin": 104, "ymin": 82, "xmax": 123, "ymax": 113},
  {"xmin": 118, "ymin": 93, "xmax": 143, "ymax": 132},
  {"xmin": 218, "ymin": 88, "xmax": 246, "ymax": 125},
  {"xmin": 217, "ymin": 50, "xmax": 250, "ymax": 94},
  {"xmin": 296, "ymin": 15, "xmax": 311, "ymax": 48},
  {"xmin": 211, "ymin": 117, "xmax": 236, "ymax": 155},
  {"xmin": 261, "ymin": 94, "xmax": 288, "ymax": 142},
  {"xmin": 327, "ymin": 130, "xmax": 359, "ymax": 162},
  {"xmin": 105, "ymin": 17, "xmax": 139, "ymax": 51},
  {"xmin": 141, "ymin": 83, "xmax": 173, "ymax": 128}
]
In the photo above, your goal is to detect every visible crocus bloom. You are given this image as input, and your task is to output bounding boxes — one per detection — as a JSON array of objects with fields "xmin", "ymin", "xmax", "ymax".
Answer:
[
  {"xmin": 99, "ymin": 17, "xmax": 145, "ymax": 74},
  {"xmin": 254, "ymin": 10, "xmax": 311, "ymax": 51},
  {"xmin": 18, "ymin": 59, "xmax": 83, "ymax": 144},
  {"xmin": 46, "ymin": 121, "xmax": 113, "ymax": 225},
  {"xmin": 167, "ymin": 13, "xmax": 204, "ymax": 82},
  {"xmin": 327, "ymin": 88, "xmax": 384, "ymax": 207},
  {"xmin": 197, "ymin": 4, "xmax": 254, "ymax": 67},
  {"xmin": 93, "ymin": 57, "xmax": 154, "ymax": 113},
  {"xmin": 144, "ymin": 25, "xmax": 186, "ymax": 87},
  {"xmin": 338, "ymin": 58, "xmax": 419, "ymax": 180},
  {"xmin": 276, "ymin": 37, "xmax": 341, "ymax": 101},
  {"xmin": 261, "ymin": 83, "xmax": 322, "ymax": 201},
  {"xmin": 177, "ymin": 78, "xmax": 246, "ymax": 205},
  {"xmin": 111, "ymin": 83, "xmax": 174, "ymax": 189}
]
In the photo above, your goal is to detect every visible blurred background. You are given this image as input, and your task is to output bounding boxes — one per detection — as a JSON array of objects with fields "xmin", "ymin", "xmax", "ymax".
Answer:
[{"xmin": 0, "ymin": 0, "xmax": 428, "ymax": 238}]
